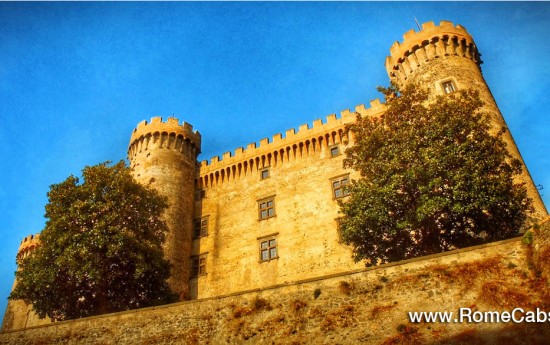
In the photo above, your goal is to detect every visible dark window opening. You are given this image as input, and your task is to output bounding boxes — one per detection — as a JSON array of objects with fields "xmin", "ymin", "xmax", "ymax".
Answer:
[
  {"xmin": 259, "ymin": 198, "xmax": 275, "ymax": 220},
  {"xmin": 330, "ymin": 146, "xmax": 340, "ymax": 157},
  {"xmin": 442, "ymin": 80, "xmax": 457, "ymax": 94},
  {"xmin": 191, "ymin": 254, "xmax": 207, "ymax": 277},
  {"xmin": 260, "ymin": 238, "xmax": 278, "ymax": 261},
  {"xmin": 332, "ymin": 175, "xmax": 350, "ymax": 199},
  {"xmin": 193, "ymin": 217, "xmax": 209, "ymax": 238}
]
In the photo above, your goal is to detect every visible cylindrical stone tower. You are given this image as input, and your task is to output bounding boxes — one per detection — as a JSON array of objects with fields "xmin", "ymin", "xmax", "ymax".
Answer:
[
  {"xmin": 385, "ymin": 20, "xmax": 548, "ymax": 219},
  {"xmin": 2, "ymin": 234, "xmax": 47, "ymax": 332},
  {"xmin": 128, "ymin": 117, "xmax": 201, "ymax": 299}
]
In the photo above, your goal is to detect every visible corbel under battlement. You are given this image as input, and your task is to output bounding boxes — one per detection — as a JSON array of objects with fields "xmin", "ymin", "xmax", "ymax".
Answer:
[
  {"xmin": 384, "ymin": 21, "xmax": 482, "ymax": 88},
  {"xmin": 199, "ymin": 99, "xmax": 385, "ymax": 174},
  {"xmin": 129, "ymin": 116, "xmax": 201, "ymax": 151},
  {"xmin": 17, "ymin": 234, "xmax": 41, "ymax": 263}
]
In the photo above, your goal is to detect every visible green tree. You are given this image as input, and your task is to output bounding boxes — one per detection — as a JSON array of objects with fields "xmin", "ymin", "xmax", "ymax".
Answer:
[
  {"xmin": 10, "ymin": 161, "xmax": 176, "ymax": 321},
  {"xmin": 339, "ymin": 85, "xmax": 532, "ymax": 266}
]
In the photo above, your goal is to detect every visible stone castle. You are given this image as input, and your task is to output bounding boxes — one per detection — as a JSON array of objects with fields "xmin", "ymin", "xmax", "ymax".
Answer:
[{"xmin": 3, "ymin": 20, "xmax": 548, "ymax": 332}]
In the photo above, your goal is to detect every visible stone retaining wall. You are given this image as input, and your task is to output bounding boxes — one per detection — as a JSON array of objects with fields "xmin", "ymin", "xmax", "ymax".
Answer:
[{"xmin": 2, "ymin": 236, "xmax": 549, "ymax": 344}]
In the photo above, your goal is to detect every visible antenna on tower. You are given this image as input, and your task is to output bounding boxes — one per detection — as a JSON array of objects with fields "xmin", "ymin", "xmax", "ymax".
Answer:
[{"xmin": 414, "ymin": 17, "xmax": 421, "ymax": 31}]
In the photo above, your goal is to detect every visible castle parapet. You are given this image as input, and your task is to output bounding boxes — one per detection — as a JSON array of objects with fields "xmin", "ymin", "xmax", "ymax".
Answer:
[
  {"xmin": 128, "ymin": 117, "xmax": 202, "ymax": 160},
  {"xmin": 199, "ymin": 100, "xmax": 385, "ymax": 176},
  {"xmin": 16, "ymin": 234, "xmax": 41, "ymax": 263},
  {"xmin": 385, "ymin": 20, "xmax": 481, "ymax": 88}
]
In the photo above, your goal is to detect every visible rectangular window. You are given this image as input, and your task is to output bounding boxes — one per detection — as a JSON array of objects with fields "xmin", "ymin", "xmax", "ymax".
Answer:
[
  {"xmin": 191, "ymin": 254, "xmax": 207, "ymax": 278},
  {"xmin": 259, "ymin": 238, "xmax": 278, "ymax": 261},
  {"xmin": 331, "ymin": 175, "xmax": 350, "ymax": 199},
  {"xmin": 260, "ymin": 168, "xmax": 270, "ymax": 180},
  {"xmin": 193, "ymin": 217, "xmax": 209, "ymax": 238},
  {"xmin": 258, "ymin": 197, "xmax": 275, "ymax": 220},
  {"xmin": 330, "ymin": 145, "xmax": 340, "ymax": 157},
  {"xmin": 442, "ymin": 80, "xmax": 456, "ymax": 94}
]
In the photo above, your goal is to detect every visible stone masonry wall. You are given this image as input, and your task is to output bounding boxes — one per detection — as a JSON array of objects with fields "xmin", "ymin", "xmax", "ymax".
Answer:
[
  {"xmin": 190, "ymin": 101, "xmax": 385, "ymax": 300},
  {"xmin": 2, "ymin": 232, "xmax": 550, "ymax": 344}
]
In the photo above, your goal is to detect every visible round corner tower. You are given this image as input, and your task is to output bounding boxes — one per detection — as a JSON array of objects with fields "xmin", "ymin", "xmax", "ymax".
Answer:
[
  {"xmin": 16, "ymin": 234, "xmax": 41, "ymax": 263},
  {"xmin": 385, "ymin": 20, "xmax": 548, "ymax": 219},
  {"xmin": 128, "ymin": 117, "xmax": 201, "ymax": 299},
  {"xmin": 2, "ymin": 234, "xmax": 44, "ymax": 332}
]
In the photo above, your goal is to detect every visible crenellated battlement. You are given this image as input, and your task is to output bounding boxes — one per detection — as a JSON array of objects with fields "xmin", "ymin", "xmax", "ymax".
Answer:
[
  {"xmin": 16, "ymin": 234, "xmax": 41, "ymax": 263},
  {"xmin": 198, "ymin": 100, "xmax": 385, "ymax": 187},
  {"xmin": 200, "ymin": 100, "xmax": 383, "ymax": 171},
  {"xmin": 128, "ymin": 116, "xmax": 202, "ymax": 161},
  {"xmin": 385, "ymin": 20, "xmax": 481, "ymax": 88}
]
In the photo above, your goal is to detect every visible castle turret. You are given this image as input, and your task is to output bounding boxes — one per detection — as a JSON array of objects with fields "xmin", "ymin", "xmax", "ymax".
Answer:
[
  {"xmin": 385, "ymin": 20, "xmax": 548, "ymax": 219},
  {"xmin": 128, "ymin": 117, "xmax": 201, "ymax": 299},
  {"xmin": 15, "ymin": 234, "xmax": 41, "ymax": 264},
  {"xmin": 2, "ymin": 234, "xmax": 50, "ymax": 332}
]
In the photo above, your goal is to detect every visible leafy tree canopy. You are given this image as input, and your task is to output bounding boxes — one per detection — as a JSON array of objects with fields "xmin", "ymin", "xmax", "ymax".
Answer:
[
  {"xmin": 10, "ymin": 161, "xmax": 176, "ymax": 321},
  {"xmin": 339, "ymin": 85, "xmax": 532, "ymax": 266}
]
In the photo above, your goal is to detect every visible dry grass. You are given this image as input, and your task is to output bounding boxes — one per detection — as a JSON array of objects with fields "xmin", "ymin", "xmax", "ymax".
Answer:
[
  {"xmin": 388, "ymin": 256, "xmax": 505, "ymax": 296},
  {"xmin": 307, "ymin": 305, "xmax": 324, "ymax": 319},
  {"xmin": 251, "ymin": 296, "xmax": 271, "ymax": 311},
  {"xmin": 446, "ymin": 258, "xmax": 498, "ymax": 293},
  {"xmin": 370, "ymin": 303, "xmax": 396, "ymax": 318},
  {"xmin": 290, "ymin": 299, "xmax": 307, "ymax": 312},
  {"xmin": 256, "ymin": 314, "xmax": 286, "ymax": 336},
  {"xmin": 231, "ymin": 305, "xmax": 253, "ymax": 319},
  {"xmin": 319, "ymin": 304, "xmax": 355, "ymax": 332},
  {"xmin": 381, "ymin": 325, "xmax": 423, "ymax": 345},
  {"xmin": 338, "ymin": 280, "xmax": 354, "ymax": 295},
  {"xmin": 533, "ymin": 246, "xmax": 550, "ymax": 279},
  {"xmin": 479, "ymin": 281, "xmax": 531, "ymax": 309},
  {"xmin": 538, "ymin": 246, "xmax": 550, "ymax": 262},
  {"xmin": 430, "ymin": 327, "xmax": 444, "ymax": 341},
  {"xmin": 231, "ymin": 296, "xmax": 271, "ymax": 319},
  {"xmin": 528, "ymin": 276, "xmax": 550, "ymax": 308}
]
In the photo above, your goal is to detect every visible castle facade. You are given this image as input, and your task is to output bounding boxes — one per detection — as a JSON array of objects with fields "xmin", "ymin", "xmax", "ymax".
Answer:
[{"xmin": 3, "ymin": 20, "xmax": 547, "ymax": 331}]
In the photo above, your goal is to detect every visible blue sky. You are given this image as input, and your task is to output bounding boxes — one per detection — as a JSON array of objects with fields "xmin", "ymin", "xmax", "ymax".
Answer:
[{"xmin": 0, "ymin": 2, "xmax": 548, "ymax": 321}]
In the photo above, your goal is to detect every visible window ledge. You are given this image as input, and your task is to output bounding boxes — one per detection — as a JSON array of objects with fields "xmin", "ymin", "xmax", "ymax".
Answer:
[{"xmin": 259, "ymin": 256, "xmax": 279, "ymax": 263}]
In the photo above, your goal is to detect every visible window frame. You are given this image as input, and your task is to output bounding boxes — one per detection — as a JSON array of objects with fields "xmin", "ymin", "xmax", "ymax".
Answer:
[
  {"xmin": 258, "ymin": 234, "xmax": 279, "ymax": 262},
  {"xmin": 191, "ymin": 253, "xmax": 208, "ymax": 278},
  {"xmin": 260, "ymin": 167, "xmax": 270, "ymax": 180},
  {"xmin": 193, "ymin": 216, "xmax": 209, "ymax": 239},
  {"xmin": 258, "ymin": 196, "xmax": 276, "ymax": 221},
  {"xmin": 441, "ymin": 80, "xmax": 457, "ymax": 94},
  {"xmin": 331, "ymin": 174, "xmax": 350, "ymax": 199},
  {"xmin": 329, "ymin": 145, "xmax": 340, "ymax": 158}
]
